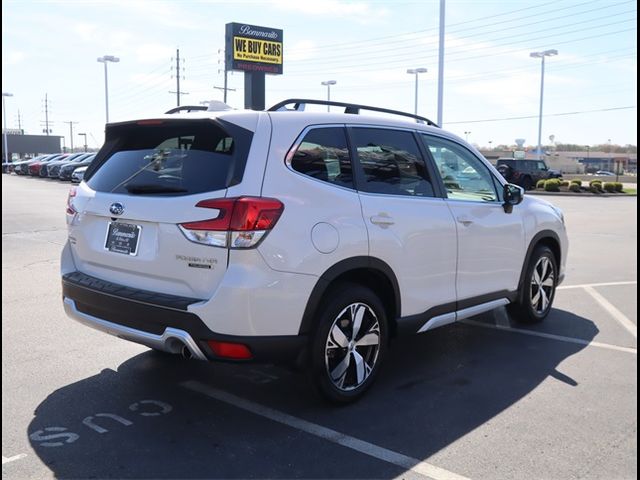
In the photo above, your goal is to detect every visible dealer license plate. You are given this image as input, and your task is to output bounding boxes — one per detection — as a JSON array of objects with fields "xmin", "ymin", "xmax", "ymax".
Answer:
[{"xmin": 104, "ymin": 222, "xmax": 142, "ymax": 256}]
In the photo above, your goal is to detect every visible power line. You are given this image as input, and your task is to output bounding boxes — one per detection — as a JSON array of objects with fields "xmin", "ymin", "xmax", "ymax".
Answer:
[
  {"xmin": 446, "ymin": 106, "xmax": 636, "ymax": 125},
  {"xmin": 282, "ymin": 26, "xmax": 637, "ymax": 76},
  {"xmin": 284, "ymin": 18, "xmax": 636, "ymax": 74},
  {"xmin": 288, "ymin": 1, "xmax": 635, "ymax": 64}
]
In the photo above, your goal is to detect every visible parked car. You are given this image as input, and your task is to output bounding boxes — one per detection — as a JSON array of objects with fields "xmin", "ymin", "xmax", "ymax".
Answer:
[
  {"xmin": 30, "ymin": 154, "xmax": 66, "ymax": 176},
  {"xmin": 495, "ymin": 158, "xmax": 562, "ymax": 190},
  {"xmin": 59, "ymin": 154, "xmax": 96, "ymax": 181},
  {"xmin": 61, "ymin": 100, "xmax": 567, "ymax": 403},
  {"xmin": 70, "ymin": 165, "xmax": 89, "ymax": 183},
  {"xmin": 595, "ymin": 170, "xmax": 616, "ymax": 176},
  {"xmin": 40, "ymin": 154, "xmax": 75, "ymax": 177},
  {"xmin": 13, "ymin": 155, "xmax": 52, "ymax": 175},
  {"xmin": 47, "ymin": 153, "xmax": 92, "ymax": 178}
]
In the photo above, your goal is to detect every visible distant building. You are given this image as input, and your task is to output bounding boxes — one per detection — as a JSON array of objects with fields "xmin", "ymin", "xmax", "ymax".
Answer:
[
  {"xmin": 1, "ymin": 130, "xmax": 63, "ymax": 162},
  {"xmin": 480, "ymin": 149, "xmax": 637, "ymax": 174}
]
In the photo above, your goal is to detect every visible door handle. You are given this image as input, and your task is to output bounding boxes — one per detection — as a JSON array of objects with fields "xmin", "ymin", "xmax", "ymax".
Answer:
[
  {"xmin": 457, "ymin": 216, "xmax": 474, "ymax": 227},
  {"xmin": 370, "ymin": 214, "xmax": 395, "ymax": 227}
]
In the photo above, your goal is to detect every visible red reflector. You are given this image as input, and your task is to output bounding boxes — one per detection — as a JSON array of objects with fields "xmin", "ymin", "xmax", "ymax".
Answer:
[
  {"xmin": 207, "ymin": 340, "xmax": 252, "ymax": 359},
  {"xmin": 136, "ymin": 120, "xmax": 164, "ymax": 125},
  {"xmin": 181, "ymin": 197, "xmax": 284, "ymax": 232},
  {"xmin": 66, "ymin": 187, "xmax": 77, "ymax": 215}
]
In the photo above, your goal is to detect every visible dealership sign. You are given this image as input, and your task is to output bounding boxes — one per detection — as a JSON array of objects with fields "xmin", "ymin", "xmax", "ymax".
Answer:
[{"xmin": 225, "ymin": 23, "xmax": 283, "ymax": 75}]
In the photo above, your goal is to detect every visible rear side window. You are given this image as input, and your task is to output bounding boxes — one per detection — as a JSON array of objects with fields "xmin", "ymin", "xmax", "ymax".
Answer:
[
  {"xmin": 86, "ymin": 119, "xmax": 252, "ymax": 195},
  {"xmin": 290, "ymin": 127, "xmax": 353, "ymax": 189},
  {"xmin": 350, "ymin": 127, "xmax": 434, "ymax": 197}
]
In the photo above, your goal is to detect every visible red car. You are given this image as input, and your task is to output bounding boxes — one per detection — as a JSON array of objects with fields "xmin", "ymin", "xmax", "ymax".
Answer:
[{"xmin": 29, "ymin": 154, "xmax": 67, "ymax": 176}]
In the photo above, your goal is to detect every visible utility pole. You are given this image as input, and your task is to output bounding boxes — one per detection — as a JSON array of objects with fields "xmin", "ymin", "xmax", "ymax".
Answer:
[
  {"xmin": 437, "ymin": 0, "xmax": 445, "ymax": 126},
  {"xmin": 64, "ymin": 121, "xmax": 79, "ymax": 151},
  {"xmin": 217, "ymin": 48, "xmax": 233, "ymax": 103},
  {"xmin": 78, "ymin": 133, "xmax": 88, "ymax": 152},
  {"xmin": 169, "ymin": 49, "xmax": 189, "ymax": 106},
  {"xmin": 15, "ymin": 110, "xmax": 22, "ymax": 131},
  {"xmin": 40, "ymin": 93, "xmax": 52, "ymax": 135}
]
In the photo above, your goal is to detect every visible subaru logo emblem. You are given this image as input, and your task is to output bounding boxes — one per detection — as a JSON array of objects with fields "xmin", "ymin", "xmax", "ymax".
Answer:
[{"xmin": 109, "ymin": 202, "xmax": 124, "ymax": 216}]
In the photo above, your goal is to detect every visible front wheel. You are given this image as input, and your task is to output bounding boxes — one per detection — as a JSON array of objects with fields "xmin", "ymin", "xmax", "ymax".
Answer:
[
  {"xmin": 507, "ymin": 246, "xmax": 557, "ymax": 323},
  {"xmin": 309, "ymin": 283, "xmax": 388, "ymax": 404}
]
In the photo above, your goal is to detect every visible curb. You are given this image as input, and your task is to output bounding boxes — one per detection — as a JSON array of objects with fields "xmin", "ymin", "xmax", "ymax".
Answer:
[{"xmin": 527, "ymin": 191, "xmax": 637, "ymax": 197}]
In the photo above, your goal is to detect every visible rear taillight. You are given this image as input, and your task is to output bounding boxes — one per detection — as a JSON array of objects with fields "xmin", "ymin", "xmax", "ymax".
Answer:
[
  {"xmin": 178, "ymin": 197, "xmax": 284, "ymax": 249},
  {"xmin": 66, "ymin": 187, "xmax": 77, "ymax": 215}
]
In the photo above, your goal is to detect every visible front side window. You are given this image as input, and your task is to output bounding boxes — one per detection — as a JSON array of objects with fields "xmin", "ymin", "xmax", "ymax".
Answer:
[
  {"xmin": 350, "ymin": 127, "xmax": 434, "ymax": 197},
  {"xmin": 421, "ymin": 135, "xmax": 499, "ymax": 202},
  {"xmin": 290, "ymin": 127, "xmax": 353, "ymax": 189}
]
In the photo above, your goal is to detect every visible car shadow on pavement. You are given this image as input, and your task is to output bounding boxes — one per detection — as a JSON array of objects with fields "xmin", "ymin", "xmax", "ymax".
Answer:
[{"xmin": 27, "ymin": 308, "xmax": 597, "ymax": 479}]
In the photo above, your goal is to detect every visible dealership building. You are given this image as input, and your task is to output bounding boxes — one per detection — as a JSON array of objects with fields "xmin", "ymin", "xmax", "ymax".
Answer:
[{"xmin": 1, "ymin": 130, "xmax": 63, "ymax": 162}]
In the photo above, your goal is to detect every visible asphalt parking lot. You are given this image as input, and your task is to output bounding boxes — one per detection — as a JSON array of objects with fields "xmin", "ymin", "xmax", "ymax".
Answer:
[{"xmin": 2, "ymin": 173, "xmax": 637, "ymax": 479}]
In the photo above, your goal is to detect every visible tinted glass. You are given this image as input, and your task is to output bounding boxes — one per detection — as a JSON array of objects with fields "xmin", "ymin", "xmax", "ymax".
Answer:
[
  {"xmin": 351, "ymin": 128, "xmax": 434, "ymax": 197},
  {"xmin": 290, "ymin": 127, "xmax": 353, "ymax": 189},
  {"xmin": 87, "ymin": 120, "xmax": 251, "ymax": 195},
  {"xmin": 421, "ymin": 135, "xmax": 498, "ymax": 202}
]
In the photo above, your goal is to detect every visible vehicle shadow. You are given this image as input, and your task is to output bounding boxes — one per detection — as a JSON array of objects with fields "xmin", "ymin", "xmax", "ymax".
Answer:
[{"xmin": 28, "ymin": 308, "xmax": 597, "ymax": 478}]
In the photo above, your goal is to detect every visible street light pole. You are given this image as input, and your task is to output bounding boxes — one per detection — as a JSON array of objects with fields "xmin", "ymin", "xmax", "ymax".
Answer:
[
  {"xmin": 78, "ymin": 133, "xmax": 88, "ymax": 152},
  {"xmin": 320, "ymin": 80, "xmax": 336, "ymax": 111},
  {"xmin": 530, "ymin": 49, "xmax": 558, "ymax": 160},
  {"xmin": 406, "ymin": 68, "xmax": 427, "ymax": 116},
  {"xmin": 464, "ymin": 131, "xmax": 471, "ymax": 142},
  {"xmin": 97, "ymin": 55, "xmax": 120, "ymax": 124},
  {"xmin": 2, "ymin": 92, "xmax": 13, "ymax": 166}
]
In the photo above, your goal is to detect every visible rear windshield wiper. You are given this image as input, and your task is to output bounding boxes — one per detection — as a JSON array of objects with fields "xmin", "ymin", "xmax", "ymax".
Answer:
[{"xmin": 124, "ymin": 184, "xmax": 188, "ymax": 194}]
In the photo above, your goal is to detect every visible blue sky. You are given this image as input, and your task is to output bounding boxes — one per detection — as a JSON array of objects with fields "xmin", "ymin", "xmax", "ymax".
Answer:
[{"xmin": 2, "ymin": 0, "xmax": 637, "ymax": 150}]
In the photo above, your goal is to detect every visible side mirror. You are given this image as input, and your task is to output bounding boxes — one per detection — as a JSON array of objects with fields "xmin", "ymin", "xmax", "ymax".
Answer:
[{"xmin": 503, "ymin": 183, "xmax": 524, "ymax": 213}]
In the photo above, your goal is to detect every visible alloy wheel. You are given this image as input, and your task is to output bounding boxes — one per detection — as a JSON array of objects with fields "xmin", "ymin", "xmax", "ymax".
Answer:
[
  {"xmin": 324, "ymin": 302, "xmax": 381, "ymax": 392},
  {"xmin": 530, "ymin": 256, "xmax": 555, "ymax": 314}
]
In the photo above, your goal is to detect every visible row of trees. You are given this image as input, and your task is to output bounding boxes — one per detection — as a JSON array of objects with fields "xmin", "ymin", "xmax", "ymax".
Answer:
[{"xmin": 480, "ymin": 143, "xmax": 637, "ymax": 153}]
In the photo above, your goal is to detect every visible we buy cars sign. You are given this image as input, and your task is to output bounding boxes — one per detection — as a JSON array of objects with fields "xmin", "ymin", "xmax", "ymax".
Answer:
[{"xmin": 225, "ymin": 23, "xmax": 283, "ymax": 75}]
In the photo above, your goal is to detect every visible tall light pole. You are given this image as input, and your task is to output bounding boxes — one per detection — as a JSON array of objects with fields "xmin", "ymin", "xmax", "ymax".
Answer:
[
  {"xmin": 2, "ymin": 92, "xmax": 13, "ymax": 166},
  {"xmin": 406, "ymin": 68, "xmax": 427, "ymax": 116},
  {"xmin": 464, "ymin": 131, "xmax": 471, "ymax": 142},
  {"xmin": 97, "ymin": 55, "xmax": 120, "ymax": 124},
  {"xmin": 78, "ymin": 133, "xmax": 88, "ymax": 152},
  {"xmin": 530, "ymin": 49, "xmax": 558, "ymax": 160},
  {"xmin": 320, "ymin": 80, "xmax": 336, "ymax": 111}
]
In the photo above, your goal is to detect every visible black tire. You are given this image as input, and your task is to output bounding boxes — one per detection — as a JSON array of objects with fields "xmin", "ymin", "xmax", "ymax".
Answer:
[
  {"xmin": 521, "ymin": 176, "xmax": 533, "ymax": 190},
  {"xmin": 308, "ymin": 283, "xmax": 388, "ymax": 404},
  {"xmin": 507, "ymin": 245, "xmax": 557, "ymax": 324}
]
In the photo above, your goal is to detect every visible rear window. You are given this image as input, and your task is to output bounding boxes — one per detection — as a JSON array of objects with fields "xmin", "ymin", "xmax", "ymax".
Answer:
[{"xmin": 86, "ymin": 119, "xmax": 253, "ymax": 195}]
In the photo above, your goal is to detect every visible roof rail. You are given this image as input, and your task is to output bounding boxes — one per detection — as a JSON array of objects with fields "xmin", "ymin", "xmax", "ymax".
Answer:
[
  {"xmin": 267, "ymin": 98, "xmax": 439, "ymax": 127},
  {"xmin": 165, "ymin": 105, "xmax": 209, "ymax": 114}
]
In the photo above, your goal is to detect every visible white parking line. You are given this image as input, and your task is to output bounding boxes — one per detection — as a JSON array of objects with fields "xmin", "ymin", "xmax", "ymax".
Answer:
[
  {"xmin": 182, "ymin": 380, "xmax": 470, "ymax": 480},
  {"xmin": 558, "ymin": 280, "xmax": 637, "ymax": 290},
  {"xmin": 461, "ymin": 319, "xmax": 637, "ymax": 355},
  {"xmin": 2, "ymin": 454, "xmax": 27, "ymax": 465},
  {"xmin": 584, "ymin": 286, "xmax": 637, "ymax": 339}
]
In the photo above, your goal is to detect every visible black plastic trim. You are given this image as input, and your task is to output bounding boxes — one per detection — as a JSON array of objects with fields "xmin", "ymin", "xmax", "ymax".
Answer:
[
  {"xmin": 63, "ymin": 271, "xmax": 202, "ymax": 311},
  {"xmin": 298, "ymin": 256, "xmax": 401, "ymax": 335},
  {"xmin": 396, "ymin": 290, "xmax": 517, "ymax": 336},
  {"xmin": 62, "ymin": 272, "xmax": 306, "ymax": 364},
  {"xmin": 516, "ymin": 230, "xmax": 562, "ymax": 301}
]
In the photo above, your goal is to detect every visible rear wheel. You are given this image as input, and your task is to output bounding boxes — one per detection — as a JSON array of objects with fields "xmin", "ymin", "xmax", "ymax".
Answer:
[
  {"xmin": 521, "ymin": 176, "xmax": 533, "ymax": 190},
  {"xmin": 508, "ymin": 246, "xmax": 557, "ymax": 323},
  {"xmin": 309, "ymin": 283, "xmax": 388, "ymax": 404}
]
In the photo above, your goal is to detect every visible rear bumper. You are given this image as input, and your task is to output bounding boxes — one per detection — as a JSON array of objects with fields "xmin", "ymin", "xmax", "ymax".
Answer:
[{"xmin": 62, "ymin": 271, "xmax": 308, "ymax": 364}]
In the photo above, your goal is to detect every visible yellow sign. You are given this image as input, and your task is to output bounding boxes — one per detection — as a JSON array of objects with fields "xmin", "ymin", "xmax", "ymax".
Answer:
[{"xmin": 233, "ymin": 36, "xmax": 282, "ymax": 65}]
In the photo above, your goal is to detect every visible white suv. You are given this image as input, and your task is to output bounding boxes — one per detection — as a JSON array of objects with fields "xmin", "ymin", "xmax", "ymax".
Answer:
[{"xmin": 61, "ymin": 99, "xmax": 567, "ymax": 403}]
